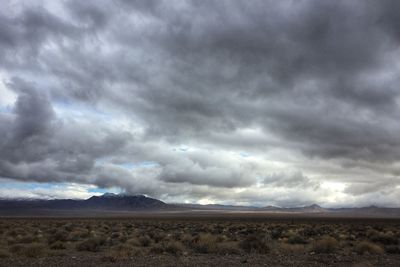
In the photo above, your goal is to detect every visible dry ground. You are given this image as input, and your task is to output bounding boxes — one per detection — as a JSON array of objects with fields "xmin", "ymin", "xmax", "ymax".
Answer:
[{"xmin": 0, "ymin": 215, "xmax": 400, "ymax": 266}]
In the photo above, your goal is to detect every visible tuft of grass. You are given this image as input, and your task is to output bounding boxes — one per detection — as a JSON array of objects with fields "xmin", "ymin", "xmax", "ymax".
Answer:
[
  {"xmin": 102, "ymin": 244, "xmax": 142, "ymax": 262},
  {"xmin": 69, "ymin": 229, "xmax": 90, "ymax": 241},
  {"xmin": 18, "ymin": 235, "xmax": 37, "ymax": 244},
  {"xmin": 150, "ymin": 243, "xmax": 165, "ymax": 254},
  {"xmin": 47, "ymin": 230, "xmax": 69, "ymax": 244},
  {"xmin": 165, "ymin": 241, "xmax": 185, "ymax": 255},
  {"xmin": 312, "ymin": 236, "xmax": 338, "ymax": 254},
  {"xmin": 191, "ymin": 233, "xmax": 217, "ymax": 254},
  {"xmin": 279, "ymin": 243, "xmax": 306, "ymax": 254},
  {"xmin": 354, "ymin": 241, "xmax": 384, "ymax": 255},
  {"xmin": 126, "ymin": 237, "xmax": 141, "ymax": 247},
  {"xmin": 239, "ymin": 234, "xmax": 270, "ymax": 254},
  {"xmin": 150, "ymin": 231, "xmax": 166, "ymax": 243},
  {"xmin": 385, "ymin": 245, "xmax": 400, "ymax": 254},
  {"xmin": 287, "ymin": 234, "xmax": 308, "ymax": 245},
  {"xmin": 138, "ymin": 236, "xmax": 152, "ymax": 247},
  {"xmin": 10, "ymin": 243, "xmax": 47, "ymax": 258},
  {"xmin": 23, "ymin": 243, "xmax": 47, "ymax": 258},
  {"xmin": 50, "ymin": 241, "xmax": 66, "ymax": 250},
  {"xmin": 368, "ymin": 231, "xmax": 398, "ymax": 245},
  {"xmin": 76, "ymin": 237, "xmax": 105, "ymax": 252},
  {"xmin": 0, "ymin": 248, "xmax": 10, "ymax": 258},
  {"xmin": 216, "ymin": 241, "xmax": 241, "ymax": 255}
]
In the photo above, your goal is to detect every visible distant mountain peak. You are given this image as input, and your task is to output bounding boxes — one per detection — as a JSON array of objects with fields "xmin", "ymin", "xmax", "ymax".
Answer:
[
  {"xmin": 99, "ymin": 192, "xmax": 146, "ymax": 198},
  {"xmin": 101, "ymin": 192, "xmax": 118, "ymax": 198},
  {"xmin": 80, "ymin": 193, "xmax": 169, "ymax": 210}
]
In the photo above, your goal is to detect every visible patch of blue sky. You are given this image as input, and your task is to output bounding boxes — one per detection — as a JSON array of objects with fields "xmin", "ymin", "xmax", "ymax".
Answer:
[
  {"xmin": 179, "ymin": 145, "xmax": 189, "ymax": 152},
  {"xmin": 0, "ymin": 105, "xmax": 13, "ymax": 114},
  {"xmin": 172, "ymin": 145, "xmax": 190, "ymax": 152},
  {"xmin": 0, "ymin": 180, "xmax": 69, "ymax": 190},
  {"xmin": 53, "ymin": 100, "xmax": 112, "ymax": 121},
  {"xmin": 239, "ymin": 152, "xmax": 252, "ymax": 158},
  {"xmin": 138, "ymin": 161, "xmax": 159, "ymax": 168},
  {"xmin": 119, "ymin": 162, "xmax": 136, "ymax": 169},
  {"xmin": 119, "ymin": 161, "xmax": 159, "ymax": 169},
  {"xmin": 94, "ymin": 157, "xmax": 113, "ymax": 165},
  {"xmin": 0, "ymin": 180, "xmax": 121, "ymax": 197}
]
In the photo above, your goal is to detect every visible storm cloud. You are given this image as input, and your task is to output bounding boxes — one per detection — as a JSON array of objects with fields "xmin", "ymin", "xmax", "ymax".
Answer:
[{"xmin": 1, "ymin": 0, "xmax": 400, "ymax": 207}]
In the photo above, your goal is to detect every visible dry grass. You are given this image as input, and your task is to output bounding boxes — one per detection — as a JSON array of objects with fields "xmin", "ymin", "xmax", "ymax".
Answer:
[
  {"xmin": 0, "ymin": 248, "xmax": 10, "ymax": 258},
  {"xmin": 191, "ymin": 233, "xmax": 218, "ymax": 253},
  {"xmin": 49, "ymin": 241, "xmax": 66, "ymax": 250},
  {"xmin": 76, "ymin": 237, "xmax": 105, "ymax": 252},
  {"xmin": 165, "ymin": 241, "xmax": 185, "ymax": 255},
  {"xmin": 287, "ymin": 234, "xmax": 308, "ymax": 245},
  {"xmin": 278, "ymin": 243, "xmax": 307, "ymax": 254},
  {"xmin": 312, "ymin": 236, "xmax": 339, "ymax": 254},
  {"xmin": 9, "ymin": 243, "xmax": 47, "ymax": 258},
  {"xmin": 138, "ymin": 235, "xmax": 152, "ymax": 247},
  {"xmin": 239, "ymin": 234, "xmax": 270, "ymax": 253},
  {"xmin": 215, "ymin": 241, "xmax": 241, "ymax": 255},
  {"xmin": 102, "ymin": 244, "xmax": 143, "ymax": 262},
  {"xmin": 354, "ymin": 241, "xmax": 384, "ymax": 255},
  {"xmin": 0, "ymin": 218, "xmax": 399, "ymax": 261}
]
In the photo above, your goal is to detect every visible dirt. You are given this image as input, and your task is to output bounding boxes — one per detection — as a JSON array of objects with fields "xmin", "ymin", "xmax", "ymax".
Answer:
[{"xmin": 1, "ymin": 253, "xmax": 399, "ymax": 267}]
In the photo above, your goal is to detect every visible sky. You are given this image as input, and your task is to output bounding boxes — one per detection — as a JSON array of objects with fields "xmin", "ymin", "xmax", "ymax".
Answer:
[{"xmin": 1, "ymin": 0, "xmax": 400, "ymax": 207}]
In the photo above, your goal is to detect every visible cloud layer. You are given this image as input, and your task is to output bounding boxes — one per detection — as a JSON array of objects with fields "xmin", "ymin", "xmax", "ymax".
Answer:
[{"xmin": 1, "ymin": 0, "xmax": 400, "ymax": 207}]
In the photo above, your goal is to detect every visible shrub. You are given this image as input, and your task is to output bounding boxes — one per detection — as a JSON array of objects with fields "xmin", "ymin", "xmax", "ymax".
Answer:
[
  {"xmin": 314, "ymin": 225, "xmax": 333, "ymax": 236},
  {"xmin": 69, "ymin": 229, "xmax": 90, "ymax": 241},
  {"xmin": 10, "ymin": 243, "xmax": 47, "ymax": 258},
  {"xmin": 165, "ymin": 241, "xmax": 185, "ymax": 255},
  {"xmin": 270, "ymin": 228, "xmax": 283, "ymax": 239},
  {"xmin": 354, "ymin": 241, "xmax": 384, "ymax": 255},
  {"xmin": 76, "ymin": 237, "xmax": 105, "ymax": 252},
  {"xmin": 7, "ymin": 229, "xmax": 21, "ymax": 237},
  {"xmin": 385, "ymin": 245, "xmax": 400, "ymax": 254},
  {"xmin": 7, "ymin": 237, "xmax": 16, "ymax": 245},
  {"xmin": 24, "ymin": 243, "xmax": 47, "ymax": 258},
  {"xmin": 312, "ymin": 236, "xmax": 338, "ymax": 254},
  {"xmin": 300, "ymin": 227, "xmax": 318, "ymax": 238},
  {"xmin": 279, "ymin": 243, "xmax": 306, "ymax": 254},
  {"xmin": 104, "ymin": 244, "xmax": 142, "ymax": 260},
  {"xmin": 216, "ymin": 241, "xmax": 241, "ymax": 255},
  {"xmin": 150, "ymin": 231, "xmax": 166, "ymax": 243},
  {"xmin": 180, "ymin": 233, "xmax": 193, "ymax": 245},
  {"xmin": 287, "ymin": 234, "xmax": 308, "ymax": 245},
  {"xmin": 18, "ymin": 235, "xmax": 37, "ymax": 244},
  {"xmin": 111, "ymin": 232, "xmax": 120, "ymax": 239},
  {"xmin": 138, "ymin": 236, "xmax": 151, "ymax": 247},
  {"xmin": 118, "ymin": 235, "xmax": 128, "ymax": 243},
  {"xmin": 9, "ymin": 243, "xmax": 22, "ymax": 253},
  {"xmin": 191, "ymin": 233, "xmax": 217, "ymax": 253},
  {"xmin": 0, "ymin": 249, "xmax": 10, "ymax": 258},
  {"xmin": 239, "ymin": 234, "xmax": 270, "ymax": 253},
  {"xmin": 150, "ymin": 243, "xmax": 165, "ymax": 254},
  {"xmin": 172, "ymin": 232, "xmax": 182, "ymax": 241},
  {"xmin": 126, "ymin": 237, "xmax": 141, "ymax": 247},
  {"xmin": 50, "ymin": 241, "xmax": 67, "ymax": 250},
  {"xmin": 48, "ymin": 230, "xmax": 69, "ymax": 244},
  {"xmin": 369, "ymin": 232, "xmax": 398, "ymax": 245}
]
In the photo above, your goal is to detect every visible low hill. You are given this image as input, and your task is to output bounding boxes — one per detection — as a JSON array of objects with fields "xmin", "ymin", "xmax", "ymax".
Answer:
[
  {"xmin": 2, "ymin": 194, "xmax": 400, "ymax": 217},
  {"xmin": 0, "ymin": 193, "xmax": 171, "ymax": 213}
]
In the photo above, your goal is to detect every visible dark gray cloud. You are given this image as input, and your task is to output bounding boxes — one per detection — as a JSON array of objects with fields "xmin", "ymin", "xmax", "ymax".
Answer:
[{"xmin": 0, "ymin": 0, "xmax": 400, "ymax": 206}]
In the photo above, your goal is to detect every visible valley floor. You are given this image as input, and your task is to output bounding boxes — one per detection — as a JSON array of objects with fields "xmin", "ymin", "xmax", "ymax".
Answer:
[
  {"xmin": 1, "ymin": 253, "xmax": 400, "ymax": 267},
  {"xmin": 0, "ymin": 216, "xmax": 400, "ymax": 266}
]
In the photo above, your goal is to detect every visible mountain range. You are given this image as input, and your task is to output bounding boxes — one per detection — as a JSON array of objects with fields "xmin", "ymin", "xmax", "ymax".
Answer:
[{"xmin": 1, "ymin": 193, "xmax": 400, "ymax": 217}]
